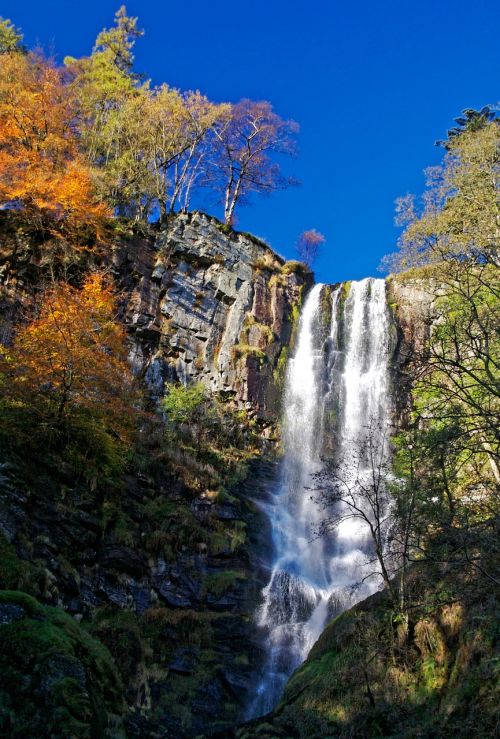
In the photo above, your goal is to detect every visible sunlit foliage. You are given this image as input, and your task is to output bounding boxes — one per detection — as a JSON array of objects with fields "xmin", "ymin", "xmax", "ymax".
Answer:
[
  {"xmin": 0, "ymin": 274, "xmax": 137, "ymax": 478},
  {"xmin": 0, "ymin": 51, "xmax": 108, "ymax": 229},
  {"xmin": 384, "ymin": 111, "xmax": 499, "ymax": 272}
]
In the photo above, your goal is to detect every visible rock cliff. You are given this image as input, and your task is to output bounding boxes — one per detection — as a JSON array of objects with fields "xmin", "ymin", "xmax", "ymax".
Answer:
[
  {"xmin": 114, "ymin": 212, "xmax": 312, "ymax": 420},
  {"xmin": 0, "ymin": 211, "xmax": 312, "ymax": 736}
]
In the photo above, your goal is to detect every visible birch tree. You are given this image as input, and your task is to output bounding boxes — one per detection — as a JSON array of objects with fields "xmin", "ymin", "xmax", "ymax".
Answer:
[{"xmin": 209, "ymin": 99, "xmax": 298, "ymax": 224}]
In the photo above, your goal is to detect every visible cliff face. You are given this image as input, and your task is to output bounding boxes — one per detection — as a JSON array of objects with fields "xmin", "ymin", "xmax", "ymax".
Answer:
[
  {"xmin": 2, "ymin": 214, "xmax": 467, "ymax": 738},
  {"xmin": 0, "ymin": 212, "xmax": 312, "ymax": 737},
  {"xmin": 0, "ymin": 211, "xmax": 311, "ymax": 423},
  {"xmin": 386, "ymin": 272, "xmax": 438, "ymax": 426},
  {"xmin": 115, "ymin": 212, "xmax": 311, "ymax": 420}
]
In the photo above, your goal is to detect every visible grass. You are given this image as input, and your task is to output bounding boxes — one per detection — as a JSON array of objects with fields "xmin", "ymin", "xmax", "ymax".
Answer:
[
  {"xmin": 202, "ymin": 570, "xmax": 245, "ymax": 597},
  {"xmin": 231, "ymin": 343, "xmax": 267, "ymax": 363},
  {"xmin": 281, "ymin": 260, "xmax": 311, "ymax": 275},
  {"xmin": 240, "ymin": 314, "xmax": 275, "ymax": 346}
]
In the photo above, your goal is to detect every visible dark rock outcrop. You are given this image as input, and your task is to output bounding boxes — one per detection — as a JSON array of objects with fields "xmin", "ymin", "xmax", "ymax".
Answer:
[{"xmin": 114, "ymin": 212, "xmax": 312, "ymax": 419}]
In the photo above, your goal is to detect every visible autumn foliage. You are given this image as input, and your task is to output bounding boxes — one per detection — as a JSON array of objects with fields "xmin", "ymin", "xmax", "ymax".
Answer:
[
  {"xmin": 0, "ymin": 51, "xmax": 107, "ymax": 229},
  {"xmin": 0, "ymin": 9, "xmax": 299, "ymax": 228},
  {"xmin": 0, "ymin": 274, "xmax": 136, "ymax": 475}
]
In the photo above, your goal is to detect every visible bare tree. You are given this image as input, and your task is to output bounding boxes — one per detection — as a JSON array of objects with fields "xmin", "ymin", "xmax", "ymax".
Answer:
[
  {"xmin": 313, "ymin": 421, "xmax": 414, "ymax": 614},
  {"xmin": 209, "ymin": 99, "xmax": 299, "ymax": 224},
  {"xmin": 295, "ymin": 229, "xmax": 325, "ymax": 268}
]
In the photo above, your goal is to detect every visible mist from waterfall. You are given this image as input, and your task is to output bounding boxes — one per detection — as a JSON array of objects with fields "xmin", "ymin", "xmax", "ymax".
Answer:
[{"xmin": 249, "ymin": 277, "xmax": 391, "ymax": 717}]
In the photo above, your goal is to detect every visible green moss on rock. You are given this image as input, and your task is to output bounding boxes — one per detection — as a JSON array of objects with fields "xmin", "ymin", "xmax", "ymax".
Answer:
[{"xmin": 0, "ymin": 591, "xmax": 125, "ymax": 738}]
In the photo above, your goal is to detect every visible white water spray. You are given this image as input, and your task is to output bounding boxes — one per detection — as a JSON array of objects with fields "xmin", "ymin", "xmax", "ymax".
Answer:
[{"xmin": 250, "ymin": 278, "xmax": 391, "ymax": 716}]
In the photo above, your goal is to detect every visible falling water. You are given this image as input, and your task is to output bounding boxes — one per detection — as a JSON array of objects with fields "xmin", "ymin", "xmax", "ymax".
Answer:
[{"xmin": 249, "ymin": 277, "xmax": 391, "ymax": 717}]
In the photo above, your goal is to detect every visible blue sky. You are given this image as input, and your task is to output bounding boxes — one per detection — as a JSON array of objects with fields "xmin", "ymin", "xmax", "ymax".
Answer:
[{"xmin": 2, "ymin": 0, "xmax": 499, "ymax": 282}]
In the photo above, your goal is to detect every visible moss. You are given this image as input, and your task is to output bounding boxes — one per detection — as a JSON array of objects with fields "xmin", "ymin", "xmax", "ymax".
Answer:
[
  {"xmin": 202, "ymin": 570, "xmax": 245, "ymax": 597},
  {"xmin": 273, "ymin": 345, "xmax": 289, "ymax": 389},
  {"xmin": 240, "ymin": 314, "xmax": 275, "ymax": 346},
  {"xmin": 143, "ymin": 497, "xmax": 212, "ymax": 554},
  {"xmin": 269, "ymin": 272, "xmax": 287, "ymax": 289},
  {"xmin": 339, "ymin": 279, "xmax": 351, "ymax": 307},
  {"xmin": 0, "ymin": 534, "xmax": 47, "ymax": 596},
  {"xmin": 0, "ymin": 589, "xmax": 45, "ymax": 616},
  {"xmin": 0, "ymin": 591, "xmax": 124, "ymax": 737},
  {"xmin": 320, "ymin": 284, "xmax": 333, "ymax": 330}
]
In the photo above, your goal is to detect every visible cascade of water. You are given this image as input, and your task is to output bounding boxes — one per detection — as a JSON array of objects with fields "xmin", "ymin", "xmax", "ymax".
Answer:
[{"xmin": 249, "ymin": 277, "xmax": 391, "ymax": 718}]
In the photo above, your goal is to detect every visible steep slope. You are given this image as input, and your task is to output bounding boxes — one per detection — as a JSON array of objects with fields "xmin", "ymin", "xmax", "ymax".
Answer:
[
  {"xmin": 0, "ymin": 212, "xmax": 311, "ymax": 736},
  {"xmin": 235, "ymin": 560, "xmax": 499, "ymax": 739}
]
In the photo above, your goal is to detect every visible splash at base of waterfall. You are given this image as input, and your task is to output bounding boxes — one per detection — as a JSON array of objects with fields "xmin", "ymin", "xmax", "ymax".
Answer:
[{"xmin": 248, "ymin": 278, "xmax": 391, "ymax": 718}]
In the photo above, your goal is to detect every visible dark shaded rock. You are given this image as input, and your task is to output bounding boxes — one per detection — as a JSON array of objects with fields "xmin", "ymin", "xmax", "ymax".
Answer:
[
  {"xmin": 168, "ymin": 647, "xmax": 198, "ymax": 675},
  {"xmin": 97, "ymin": 577, "xmax": 131, "ymax": 608},
  {"xmin": 101, "ymin": 545, "xmax": 148, "ymax": 578},
  {"xmin": 215, "ymin": 503, "xmax": 241, "ymax": 521},
  {"xmin": 131, "ymin": 584, "xmax": 152, "ymax": 614},
  {"xmin": 0, "ymin": 602, "xmax": 25, "ymax": 624}
]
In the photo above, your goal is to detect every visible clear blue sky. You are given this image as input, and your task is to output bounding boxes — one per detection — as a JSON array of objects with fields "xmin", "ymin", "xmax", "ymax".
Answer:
[{"xmin": 2, "ymin": 0, "xmax": 499, "ymax": 282}]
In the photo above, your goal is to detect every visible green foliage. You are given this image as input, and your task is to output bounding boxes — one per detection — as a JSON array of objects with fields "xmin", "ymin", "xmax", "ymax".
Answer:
[
  {"xmin": 93, "ymin": 5, "xmax": 142, "ymax": 74},
  {"xmin": 384, "ymin": 114, "xmax": 499, "ymax": 272},
  {"xmin": 382, "ymin": 119, "xmax": 500, "ymax": 626},
  {"xmin": 392, "ymin": 261, "xmax": 499, "ymax": 552},
  {"xmin": 162, "ymin": 382, "xmax": 206, "ymax": 425},
  {"xmin": 0, "ymin": 17, "xmax": 23, "ymax": 53}
]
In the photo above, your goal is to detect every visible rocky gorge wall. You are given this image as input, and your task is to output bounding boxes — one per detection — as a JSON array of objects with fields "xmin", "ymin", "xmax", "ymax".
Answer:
[
  {"xmin": 0, "ymin": 210, "xmax": 312, "ymax": 423},
  {"xmin": 114, "ymin": 212, "xmax": 312, "ymax": 421},
  {"xmin": 0, "ymin": 211, "xmax": 313, "ymax": 737},
  {"xmin": 0, "ymin": 210, "xmax": 447, "ymax": 737}
]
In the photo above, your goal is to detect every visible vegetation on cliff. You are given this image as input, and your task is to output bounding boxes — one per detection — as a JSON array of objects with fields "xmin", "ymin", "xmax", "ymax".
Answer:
[
  {"xmin": 0, "ymin": 7, "xmax": 301, "ymax": 229},
  {"xmin": 241, "ymin": 109, "xmax": 499, "ymax": 738},
  {"xmin": 0, "ymin": 591, "xmax": 124, "ymax": 738},
  {"xmin": 237, "ymin": 563, "xmax": 499, "ymax": 738},
  {"xmin": 0, "ymin": 5, "xmax": 498, "ymax": 737}
]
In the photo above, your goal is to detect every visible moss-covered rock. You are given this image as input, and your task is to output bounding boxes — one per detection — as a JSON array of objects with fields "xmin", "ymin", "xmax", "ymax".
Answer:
[
  {"xmin": 0, "ymin": 591, "xmax": 125, "ymax": 738},
  {"xmin": 238, "ymin": 569, "xmax": 500, "ymax": 739}
]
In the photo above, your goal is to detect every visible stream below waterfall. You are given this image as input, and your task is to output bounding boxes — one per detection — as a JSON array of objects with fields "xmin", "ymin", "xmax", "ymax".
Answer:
[{"xmin": 249, "ymin": 278, "xmax": 392, "ymax": 717}]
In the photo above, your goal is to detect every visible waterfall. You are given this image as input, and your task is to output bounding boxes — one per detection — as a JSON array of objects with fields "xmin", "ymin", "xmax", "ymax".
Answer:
[{"xmin": 249, "ymin": 277, "xmax": 391, "ymax": 717}]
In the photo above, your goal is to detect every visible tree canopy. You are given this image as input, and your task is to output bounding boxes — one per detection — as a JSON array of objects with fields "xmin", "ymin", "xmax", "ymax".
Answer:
[{"xmin": 0, "ymin": 51, "xmax": 108, "ymax": 230}]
